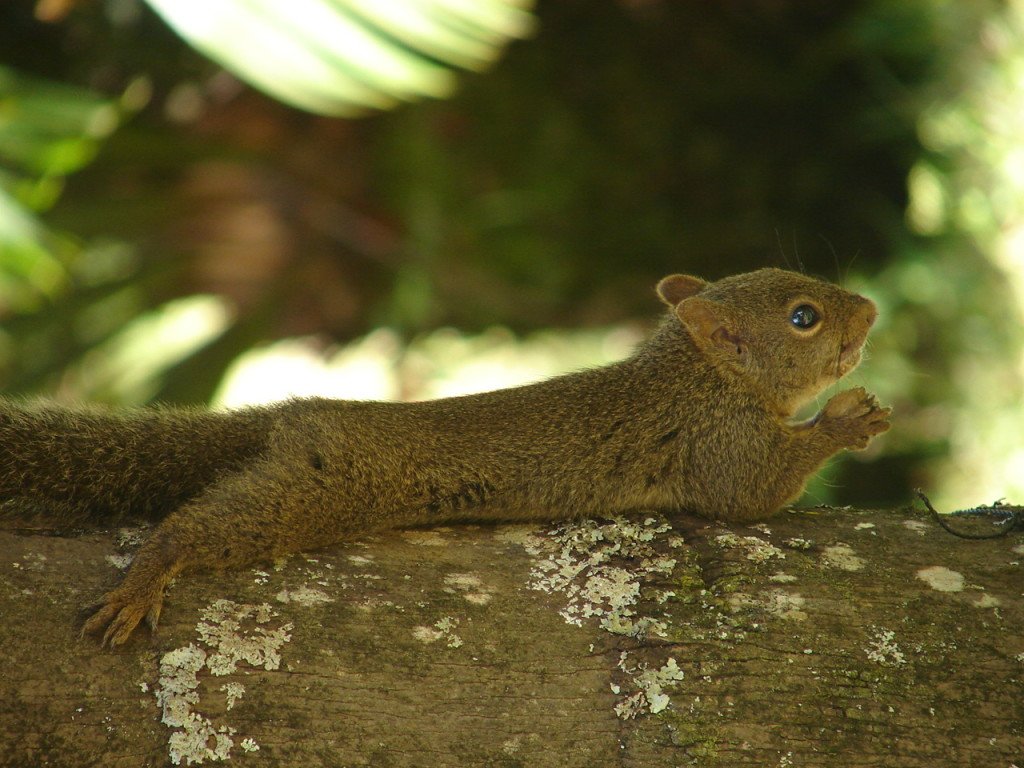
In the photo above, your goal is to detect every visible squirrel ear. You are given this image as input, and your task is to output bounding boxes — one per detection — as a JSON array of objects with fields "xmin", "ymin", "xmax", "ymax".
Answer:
[
  {"xmin": 675, "ymin": 297, "xmax": 749, "ymax": 363},
  {"xmin": 656, "ymin": 274, "xmax": 707, "ymax": 306}
]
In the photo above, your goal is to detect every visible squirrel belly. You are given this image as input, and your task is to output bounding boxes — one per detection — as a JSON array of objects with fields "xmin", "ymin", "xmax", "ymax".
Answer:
[{"xmin": 0, "ymin": 267, "xmax": 891, "ymax": 645}]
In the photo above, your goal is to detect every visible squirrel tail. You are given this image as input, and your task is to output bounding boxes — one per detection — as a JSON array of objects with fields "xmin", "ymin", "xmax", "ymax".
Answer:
[{"xmin": 0, "ymin": 400, "xmax": 274, "ymax": 524}]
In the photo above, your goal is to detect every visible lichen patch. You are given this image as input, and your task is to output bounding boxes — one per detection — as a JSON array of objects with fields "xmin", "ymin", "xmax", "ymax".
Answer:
[
  {"xmin": 104, "ymin": 553, "xmax": 133, "ymax": 570},
  {"xmin": 614, "ymin": 654, "xmax": 685, "ymax": 719},
  {"xmin": 509, "ymin": 515, "xmax": 685, "ymax": 720},
  {"xmin": 915, "ymin": 565, "xmax": 965, "ymax": 593},
  {"xmin": 115, "ymin": 526, "xmax": 147, "ymax": 548},
  {"xmin": 220, "ymin": 682, "xmax": 245, "ymax": 711},
  {"xmin": 763, "ymin": 589, "xmax": 807, "ymax": 621},
  {"xmin": 274, "ymin": 585, "xmax": 335, "ymax": 606},
  {"xmin": 493, "ymin": 525, "xmax": 546, "ymax": 552},
  {"xmin": 769, "ymin": 572, "xmax": 798, "ymax": 584},
  {"xmin": 401, "ymin": 530, "xmax": 449, "ymax": 546},
  {"xmin": 714, "ymin": 532, "xmax": 785, "ymax": 563},
  {"xmin": 972, "ymin": 593, "xmax": 1001, "ymax": 608},
  {"xmin": 443, "ymin": 572, "xmax": 494, "ymax": 605},
  {"xmin": 155, "ymin": 600, "xmax": 294, "ymax": 764},
  {"xmin": 728, "ymin": 588, "xmax": 807, "ymax": 621},
  {"xmin": 413, "ymin": 616, "xmax": 463, "ymax": 648},
  {"xmin": 156, "ymin": 644, "xmax": 234, "ymax": 765},
  {"xmin": 820, "ymin": 543, "xmax": 865, "ymax": 571},
  {"xmin": 864, "ymin": 626, "xmax": 906, "ymax": 667},
  {"xmin": 197, "ymin": 600, "xmax": 292, "ymax": 675},
  {"xmin": 522, "ymin": 516, "xmax": 675, "ymax": 635},
  {"xmin": 902, "ymin": 520, "xmax": 930, "ymax": 536},
  {"xmin": 784, "ymin": 537, "xmax": 813, "ymax": 550}
]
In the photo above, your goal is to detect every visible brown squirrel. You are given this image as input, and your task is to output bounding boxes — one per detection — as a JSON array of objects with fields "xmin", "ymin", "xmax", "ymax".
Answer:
[{"xmin": 0, "ymin": 268, "xmax": 890, "ymax": 645}]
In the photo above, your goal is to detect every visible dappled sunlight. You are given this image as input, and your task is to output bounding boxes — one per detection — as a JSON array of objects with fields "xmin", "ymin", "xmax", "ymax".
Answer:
[
  {"xmin": 213, "ymin": 324, "xmax": 643, "ymax": 408},
  {"xmin": 64, "ymin": 295, "xmax": 233, "ymax": 404}
]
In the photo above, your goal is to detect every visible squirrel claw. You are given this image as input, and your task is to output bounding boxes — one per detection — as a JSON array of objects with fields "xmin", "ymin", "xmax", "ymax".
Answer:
[
  {"xmin": 817, "ymin": 386, "xmax": 892, "ymax": 450},
  {"xmin": 82, "ymin": 585, "xmax": 165, "ymax": 647}
]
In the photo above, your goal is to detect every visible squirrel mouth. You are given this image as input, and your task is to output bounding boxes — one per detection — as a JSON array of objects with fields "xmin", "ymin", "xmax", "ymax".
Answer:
[
  {"xmin": 837, "ymin": 335, "xmax": 866, "ymax": 377},
  {"xmin": 836, "ymin": 298, "xmax": 877, "ymax": 379}
]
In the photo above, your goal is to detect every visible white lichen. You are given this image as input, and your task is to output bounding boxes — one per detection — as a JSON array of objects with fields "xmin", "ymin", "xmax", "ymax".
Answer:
[
  {"xmin": 820, "ymin": 543, "xmax": 865, "ymax": 571},
  {"xmin": 197, "ymin": 600, "xmax": 292, "ymax": 675},
  {"xmin": 104, "ymin": 553, "xmax": 133, "ymax": 570},
  {"xmin": 220, "ymin": 682, "xmax": 245, "ymax": 711},
  {"xmin": 274, "ymin": 585, "xmax": 335, "ymax": 606},
  {"xmin": 972, "ymin": 594, "xmax": 1001, "ymax": 609},
  {"xmin": 762, "ymin": 589, "xmax": 807, "ymax": 621},
  {"xmin": 865, "ymin": 627, "xmax": 906, "ymax": 667},
  {"xmin": 166, "ymin": 722, "xmax": 233, "ymax": 766},
  {"xmin": 155, "ymin": 601, "xmax": 294, "ymax": 764},
  {"xmin": 493, "ymin": 525, "xmax": 546, "ymax": 553},
  {"xmin": 401, "ymin": 530, "xmax": 449, "ymax": 546},
  {"xmin": 915, "ymin": 565, "xmax": 965, "ymax": 593},
  {"xmin": 902, "ymin": 520, "xmax": 930, "ymax": 536},
  {"xmin": 115, "ymin": 526, "xmax": 147, "ymax": 548},
  {"xmin": 728, "ymin": 588, "xmax": 807, "ymax": 621},
  {"xmin": 155, "ymin": 644, "xmax": 232, "ymax": 766},
  {"xmin": 523, "ymin": 516, "xmax": 676, "ymax": 633},
  {"xmin": 443, "ymin": 572, "xmax": 494, "ymax": 605},
  {"xmin": 614, "ymin": 656, "xmax": 685, "ymax": 719},
  {"xmin": 413, "ymin": 616, "xmax": 463, "ymax": 648},
  {"xmin": 156, "ymin": 645, "xmax": 207, "ymax": 729},
  {"xmin": 715, "ymin": 533, "xmax": 785, "ymax": 563}
]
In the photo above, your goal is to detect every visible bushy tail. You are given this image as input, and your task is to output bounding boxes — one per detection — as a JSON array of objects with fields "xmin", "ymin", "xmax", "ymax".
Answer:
[{"xmin": 0, "ymin": 400, "xmax": 275, "ymax": 523}]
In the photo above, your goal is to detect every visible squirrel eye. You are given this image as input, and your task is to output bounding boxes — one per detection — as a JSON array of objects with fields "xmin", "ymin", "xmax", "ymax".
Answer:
[{"xmin": 790, "ymin": 304, "xmax": 820, "ymax": 330}]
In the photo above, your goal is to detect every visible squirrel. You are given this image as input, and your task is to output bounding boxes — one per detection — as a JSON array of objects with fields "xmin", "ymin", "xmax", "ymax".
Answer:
[{"xmin": 0, "ymin": 268, "xmax": 890, "ymax": 645}]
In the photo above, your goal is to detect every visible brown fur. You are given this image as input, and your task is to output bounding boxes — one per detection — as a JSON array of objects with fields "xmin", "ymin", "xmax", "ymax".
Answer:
[{"xmin": 0, "ymin": 268, "xmax": 890, "ymax": 645}]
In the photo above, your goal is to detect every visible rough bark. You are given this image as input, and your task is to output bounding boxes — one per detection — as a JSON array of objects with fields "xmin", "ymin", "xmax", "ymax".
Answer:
[{"xmin": 1, "ymin": 505, "xmax": 1021, "ymax": 767}]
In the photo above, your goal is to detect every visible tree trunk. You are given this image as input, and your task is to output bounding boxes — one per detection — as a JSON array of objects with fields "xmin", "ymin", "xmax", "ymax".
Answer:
[{"xmin": 1, "ymin": 505, "xmax": 1021, "ymax": 767}]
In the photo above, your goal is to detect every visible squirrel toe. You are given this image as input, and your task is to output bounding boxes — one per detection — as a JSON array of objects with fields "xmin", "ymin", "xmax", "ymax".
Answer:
[{"xmin": 83, "ymin": 583, "xmax": 166, "ymax": 647}]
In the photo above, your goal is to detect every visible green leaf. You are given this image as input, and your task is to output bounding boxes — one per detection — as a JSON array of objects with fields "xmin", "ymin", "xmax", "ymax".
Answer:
[{"xmin": 143, "ymin": 0, "xmax": 536, "ymax": 116}]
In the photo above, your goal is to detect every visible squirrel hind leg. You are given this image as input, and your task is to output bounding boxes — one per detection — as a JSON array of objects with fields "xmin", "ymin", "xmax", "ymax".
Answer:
[{"xmin": 82, "ymin": 457, "xmax": 332, "ymax": 646}]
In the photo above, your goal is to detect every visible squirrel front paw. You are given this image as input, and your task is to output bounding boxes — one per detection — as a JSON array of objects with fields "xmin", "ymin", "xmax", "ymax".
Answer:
[{"xmin": 817, "ymin": 386, "xmax": 891, "ymax": 450}]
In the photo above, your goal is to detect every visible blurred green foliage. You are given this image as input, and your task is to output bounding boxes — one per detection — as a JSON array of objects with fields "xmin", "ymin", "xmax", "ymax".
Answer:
[
  {"xmin": 144, "ymin": 0, "xmax": 536, "ymax": 116},
  {"xmin": 1, "ymin": 0, "xmax": 1023, "ymax": 508}
]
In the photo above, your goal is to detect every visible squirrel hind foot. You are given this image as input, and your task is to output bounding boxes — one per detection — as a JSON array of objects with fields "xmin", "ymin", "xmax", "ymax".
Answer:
[{"xmin": 82, "ymin": 583, "xmax": 166, "ymax": 647}]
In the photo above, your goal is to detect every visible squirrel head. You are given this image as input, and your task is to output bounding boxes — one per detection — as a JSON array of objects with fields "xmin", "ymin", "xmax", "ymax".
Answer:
[{"xmin": 656, "ymin": 268, "xmax": 878, "ymax": 417}]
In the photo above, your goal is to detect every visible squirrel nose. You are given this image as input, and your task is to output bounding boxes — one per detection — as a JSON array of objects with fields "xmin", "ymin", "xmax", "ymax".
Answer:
[{"xmin": 859, "ymin": 298, "xmax": 878, "ymax": 328}]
